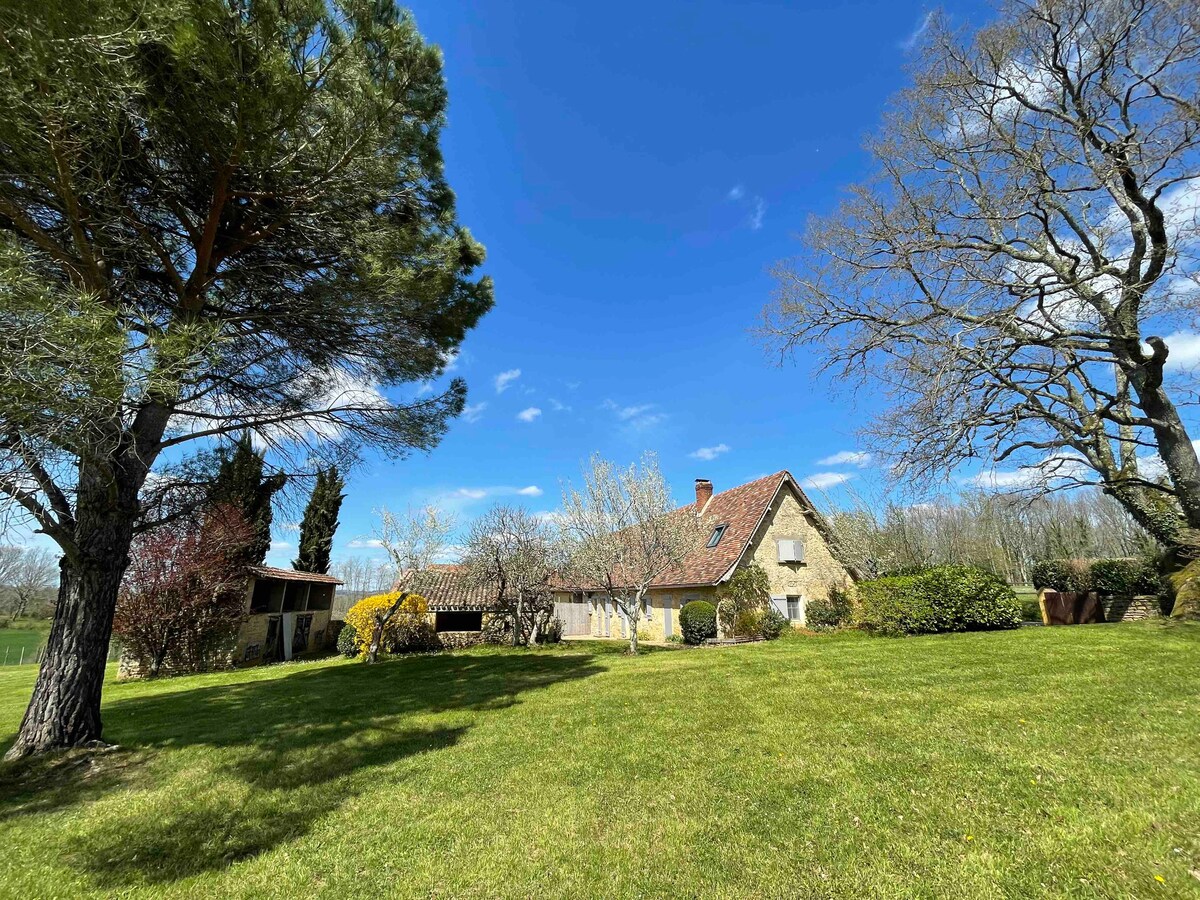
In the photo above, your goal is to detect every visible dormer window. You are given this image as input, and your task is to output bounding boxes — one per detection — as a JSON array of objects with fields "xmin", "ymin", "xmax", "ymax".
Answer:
[{"xmin": 706, "ymin": 524, "xmax": 727, "ymax": 548}]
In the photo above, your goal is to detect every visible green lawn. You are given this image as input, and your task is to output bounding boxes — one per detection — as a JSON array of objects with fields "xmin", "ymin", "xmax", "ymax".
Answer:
[
  {"xmin": 0, "ymin": 624, "xmax": 1197, "ymax": 898},
  {"xmin": 0, "ymin": 621, "xmax": 49, "ymax": 666}
]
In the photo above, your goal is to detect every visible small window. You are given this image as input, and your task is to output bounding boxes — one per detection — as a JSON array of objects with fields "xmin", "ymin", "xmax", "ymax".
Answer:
[
  {"xmin": 786, "ymin": 596, "xmax": 802, "ymax": 621},
  {"xmin": 707, "ymin": 524, "xmax": 727, "ymax": 548}
]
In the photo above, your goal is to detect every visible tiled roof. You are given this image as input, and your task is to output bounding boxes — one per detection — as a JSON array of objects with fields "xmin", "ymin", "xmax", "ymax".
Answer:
[
  {"xmin": 572, "ymin": 470, "xmax": 858, "ymax": 590},
  {"xmin": 247, "ymin": 565, "xmax": 343, "ymax": 585},
  {"xmin": 407, "ymin": 565, "xmax": 499, "ymax": 611},
  {"xmin": 650, "ymin": 471, "xmax": 791, "ymax": 587}
]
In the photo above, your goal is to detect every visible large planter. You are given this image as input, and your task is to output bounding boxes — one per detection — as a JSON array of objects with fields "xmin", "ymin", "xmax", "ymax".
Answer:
[{"xmin": 1038, "ymin": 590, "xmax": 1105, "ymax": 625}]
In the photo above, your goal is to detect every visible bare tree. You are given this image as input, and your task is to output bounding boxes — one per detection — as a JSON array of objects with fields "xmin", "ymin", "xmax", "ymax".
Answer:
[
  {"xmin": 7, "ymin": 548, "xmax": 57, "ymax": 620},
  {"xmin": 825, "ymin": 484, "xmax": 1155, "ymax": 581},
  {"xmin": 560, "ymin": 453, "xmax": 708, "ymax": 654},
  {"xmin": 369, "ymin": 506, "xmax": 454, "ymax": 663},
  {"xmin": 330, "ymin": 556, "xmax": 396, "ymax": 599},
  {"xmin": 763, "ymin": 0, "xmax": 1200, "ymax": 601},
  {"xmin": 463, "ymin": 505, "xmax": 566, "ymax": 647}
]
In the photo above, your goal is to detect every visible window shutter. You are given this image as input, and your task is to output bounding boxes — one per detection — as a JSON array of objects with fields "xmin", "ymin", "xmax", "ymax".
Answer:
[
  {"xmin": 770, "ymin": 596, "xmax": 788, "ymax": 618},
  {"xmin": 792, "ymin": 539, "xmax": 806, "ymax": 563},
  {"xmin": 776, "ymin": 539, "xmax": 787, "ymax": 562}
]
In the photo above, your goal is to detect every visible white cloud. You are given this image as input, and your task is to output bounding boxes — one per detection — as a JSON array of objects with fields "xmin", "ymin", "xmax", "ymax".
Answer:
[
  {"xmin": 434, "ymin": 544, "xmax": 466, "ymax": 564},
  {"xmin": 690, "ymin": 443, "xmax": 731, "ymax": 461},
  {"xmin": 269, "ymin": 539, "xmax": 292, "ymax": 551},
  {"xmin": 728, "ymin": 184, "xmax": 745, "ymax": 201},
  {"xmin": 817, "ymin": 450, "xmax": 873, "ymax": 468},
  {"xmin": 900, "ymin": 10, "xmax": 934, "ymax": 51},
  {"xmin": 517, "ymin": 485, "xmax": 544, "ymax": 497},
  {"xmin": 606, "ymin": 401, "xmax": 654, "ymax": 420},
  {"xmin": 416, "ymin": 381, "xmax": 435, "ymax": 396},
  {"xmin": 494, "ymin": 369, "xmax": 521, "ymax": 393},
  {"xmin": 601, "ymin": 400, "xmax": 666, "ymax": 429},
  {"xmin": 347, "ymin": 538, "xmax": 386, "ymax": 549},
  {"xmin": 548, "ymin": 397, "xmax": 572, "ymax": 412},
  {"xmin": 748, "ymin": 196, "xmax": 766, "ymax": 230},
  {"xmin": 517, "ymin": 407, "xmax": 542, "ymax": 423},
  {"xmin": 454, "ymin": 488, "xmax": 488, "ymax": 500},
  {"xmin": 962, "ymin": 452, "xmax": 1092, "ymax": 490},
  {"xmin": 441, "ymin": 350, "xmax": 460, "ymax": 373},
  {"xmin": 1163, "ymin": 331, "xmax": 1200, "ymax": 370},
  {"xmin": 800, "ymin": 472, "xmax": 854, "ymax": 490},
  {"xmin": 462, "ymin": 402, "xmax": 487, "ymax": 423}
]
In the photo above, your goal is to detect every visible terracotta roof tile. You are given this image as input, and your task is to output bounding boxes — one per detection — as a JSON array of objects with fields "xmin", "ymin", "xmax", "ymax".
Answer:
[
  {"xmin": 650, "ymin": 471, "xmax": 791, "ymax": 587},
  {"xmin": 247, "ymin": 565, "xmax": 343, "ymax": 585},
  {"xmin": 408, "ymin": 567, "xmax": 498, "ymax": 611}
]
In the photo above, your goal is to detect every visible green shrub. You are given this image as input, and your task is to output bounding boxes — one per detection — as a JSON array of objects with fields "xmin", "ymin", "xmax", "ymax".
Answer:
[
  {"xmin": 679, "ymin": 600, "xmax": 717, "ymax": 644},
  {"xmin": 336, "ymin": 621, "xmax": 358, "ymax": 658},
  {"xmin": 1030, "ymin": 559, "xmax": 1092, "ymax": 592},
  {"xmin": 856, "ymin": 565, "xmax": 1022, "ymax": 636},
  {"xmin": 1020, "ymin": 598, "xmax": 1042, "ymax": 622},
  {"xmin": 733, "ymin": 608, "xmax": 762, "ymax": 638},
  {"xmin": 806, "ymin": 586, "xmax": 854, "ymax": 629},
  {"xmin": 1089, "ymin": 558, "xmax": 1162, "ymax": 598},
  {"xmin": 759, "ymin": 607, "xmax": 788, "ymax": 640}
]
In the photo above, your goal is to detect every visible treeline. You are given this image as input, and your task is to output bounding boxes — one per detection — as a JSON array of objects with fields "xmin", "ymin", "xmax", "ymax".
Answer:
[{"xmin": 828, "ymin": 489, "xmax": 1153, "ymax": 584}]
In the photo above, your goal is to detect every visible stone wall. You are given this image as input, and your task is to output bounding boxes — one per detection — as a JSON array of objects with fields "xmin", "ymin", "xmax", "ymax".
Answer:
[
  {"xmin": 1101, "ymin": 595, "xmax": 1163, "ymax": 622},
  {"xmin": 745, "ymin": 488, "xmax": 853, "ymax": 608}
]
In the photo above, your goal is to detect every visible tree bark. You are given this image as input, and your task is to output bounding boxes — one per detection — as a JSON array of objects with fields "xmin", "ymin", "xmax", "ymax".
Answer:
[
  {"xmin": 1127, "ymin": 346, "xmax": 1200, "ymax": 541},
  {"xmin": 5, "ymin": 545, "xmax": 129, "ymax": 760},
  {"xmin": 5, "ymin": 460, "xmax": 140, "ymax": 760}
]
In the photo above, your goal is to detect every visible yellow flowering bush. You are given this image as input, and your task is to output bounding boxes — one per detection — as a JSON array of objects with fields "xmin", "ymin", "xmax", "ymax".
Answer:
[{"xmin": 344, "ymin": 591, "xmax": 431, "ymax": 656}]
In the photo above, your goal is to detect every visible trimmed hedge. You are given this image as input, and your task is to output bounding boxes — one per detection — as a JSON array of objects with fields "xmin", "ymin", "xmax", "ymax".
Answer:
[
  {"xmin": 1030, "ymin": 559, "xmax": 1092, "ymax": 593},
  {"xmin": 857, "ymin": 565, "xmax": 1022, "ymax": 636},
  {"xmin": 1089, "ymin": 558, "xmax": 1162, "ymax": 598},
  {"xmin": 679, "ymin": 600, "xmax": 717, "ymax": 644},
  {"xmin": 1032, "ymin": 557, "xmax": 1163, "ymax": 599}
]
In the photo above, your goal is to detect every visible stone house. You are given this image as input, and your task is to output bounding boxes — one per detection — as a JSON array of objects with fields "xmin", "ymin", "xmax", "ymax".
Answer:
[
  {"xmin": 555, "ymin": 471, "xmax": 859, "ymax": 641},
  {"xmin": 235, "ymin": 565, "xmax": 342, "ymax": 665},
  {"xmin": 389, "ymin": 471, "xmax": 857, "ymax": 643}
]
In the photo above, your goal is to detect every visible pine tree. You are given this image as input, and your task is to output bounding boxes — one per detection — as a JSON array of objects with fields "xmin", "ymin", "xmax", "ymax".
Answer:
[
  {"xmin": 1, "ymin": 0, "xmax": 490, "ymax": 759},
  {"xmin": 210, "ymin": 434, "xmax": 288, "ymax": 567},
  {"xmin": 293, "ymin": 467, "xmax": 346, "ymax": 574}
]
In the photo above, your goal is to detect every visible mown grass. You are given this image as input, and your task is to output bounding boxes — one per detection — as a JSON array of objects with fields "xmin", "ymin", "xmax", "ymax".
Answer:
[
  {"xmin": 0, "ymin": 623, "xmax": 1197, "ymax": 898},
  {"xmin": 0, "ymin": 621, "xmax": 49, "ymax": 665}
]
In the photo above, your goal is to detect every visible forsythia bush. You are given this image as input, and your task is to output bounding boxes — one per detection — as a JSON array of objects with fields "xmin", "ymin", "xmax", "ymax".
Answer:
[{"xmin": 344, "ymin": 591, "xmax": 430, "ymax": 656}]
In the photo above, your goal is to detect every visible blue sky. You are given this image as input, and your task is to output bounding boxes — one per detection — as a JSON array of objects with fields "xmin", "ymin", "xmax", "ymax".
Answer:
[{"xmin": 275, "ymin": 0, "xmax": 1000, "ymax": 567}]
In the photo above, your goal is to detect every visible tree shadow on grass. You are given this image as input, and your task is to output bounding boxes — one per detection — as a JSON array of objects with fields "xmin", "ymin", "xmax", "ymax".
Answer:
[{"xmin": 2, "ymin": 650, "xmax": 603, "ymax": 890}]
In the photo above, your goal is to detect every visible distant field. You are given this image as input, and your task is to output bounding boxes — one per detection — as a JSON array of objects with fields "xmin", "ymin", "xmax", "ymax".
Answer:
[{"xmin": 0, "ymin": 623, "xmax": 49, "ymax": 666}]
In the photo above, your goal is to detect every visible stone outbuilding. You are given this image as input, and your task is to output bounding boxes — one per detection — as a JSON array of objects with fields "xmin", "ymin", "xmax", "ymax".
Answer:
[{"xmin": 236, "ymin": 565, "xmax": 342, "ymax": 665}]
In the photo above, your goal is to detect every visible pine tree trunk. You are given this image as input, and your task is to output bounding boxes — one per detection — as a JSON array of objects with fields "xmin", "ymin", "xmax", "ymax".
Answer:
[
  {"xmin": 5, "ymin": 547, "xmax": 128, "ymax": 760},
  {"xmin": 5, "ymin": 459, "xmax": 140, "ymax": 761}
]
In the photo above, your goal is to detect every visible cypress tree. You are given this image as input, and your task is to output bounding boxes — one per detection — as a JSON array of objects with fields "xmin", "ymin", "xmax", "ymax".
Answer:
[
  {"xmin": 211, "ymin": 434, "xmax": 287, "ymax": 566},
  {"xmin": 293, "ymin": 467, "xmax": 346, "ymax": 574}
]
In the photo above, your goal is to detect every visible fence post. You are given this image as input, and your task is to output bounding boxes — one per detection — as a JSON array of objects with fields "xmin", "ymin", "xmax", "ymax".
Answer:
[
  {"xmin": 3, "ymin": 646, "xmax": 8, "ymax": 666},
  {"xmin": 19, "ymin": 647, "xmax": 24, "ymax": 666}
]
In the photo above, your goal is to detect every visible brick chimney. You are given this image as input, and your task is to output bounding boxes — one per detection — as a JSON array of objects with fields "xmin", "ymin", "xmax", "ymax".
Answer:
[{"xmin": 694, "ymin": 478, "xmax": 713, "ymax": 510}]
